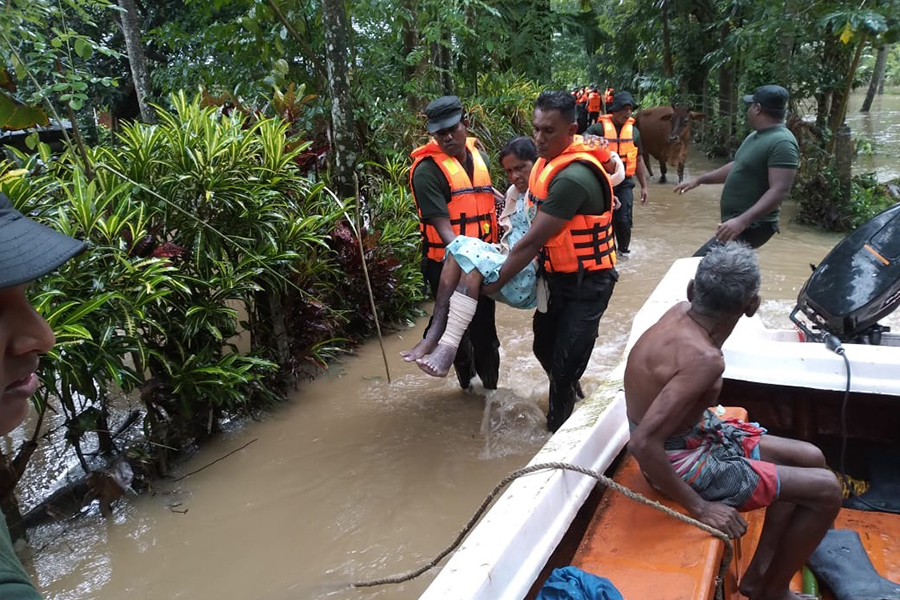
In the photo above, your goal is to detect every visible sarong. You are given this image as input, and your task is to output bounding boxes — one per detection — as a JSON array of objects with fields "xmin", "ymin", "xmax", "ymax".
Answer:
[{"xmin": 665, "ymin": 409, "xmax": 779, "ymax": 511}]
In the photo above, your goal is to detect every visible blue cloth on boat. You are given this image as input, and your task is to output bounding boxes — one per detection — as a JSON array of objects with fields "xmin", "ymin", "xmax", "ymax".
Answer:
[
  {"xmin": 445, "ymin": 195, "xmax": 537, "ymax": 310},
  {"xmin": 535, "ymin": 566, "xmax": 624, "ymax": 600}
]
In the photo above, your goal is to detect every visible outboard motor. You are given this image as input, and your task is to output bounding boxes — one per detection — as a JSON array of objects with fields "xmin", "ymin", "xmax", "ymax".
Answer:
[{"xmin": 791, "ymin": 203, "xmax": 900, "ymax": 344}]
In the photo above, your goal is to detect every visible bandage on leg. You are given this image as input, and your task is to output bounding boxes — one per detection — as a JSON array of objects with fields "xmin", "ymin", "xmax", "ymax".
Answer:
[
  {"xmin": 439, "ymin": 291, "xmax": 478, "ymax": 350},
  {"xmin": 417, "ymin": 291, "xmax": 478, "ymax": 378}
]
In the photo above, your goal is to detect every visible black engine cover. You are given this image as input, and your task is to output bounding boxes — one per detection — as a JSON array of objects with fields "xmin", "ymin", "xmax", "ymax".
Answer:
[{"xmin": 795, "ymin": 202, "xmax": 900, "ymax": 341}]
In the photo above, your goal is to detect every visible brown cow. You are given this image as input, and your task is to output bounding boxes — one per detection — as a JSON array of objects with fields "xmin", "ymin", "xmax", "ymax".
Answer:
[{"xmin": 634, "ymin": 105, "xmax": 706, "ymax": 183}]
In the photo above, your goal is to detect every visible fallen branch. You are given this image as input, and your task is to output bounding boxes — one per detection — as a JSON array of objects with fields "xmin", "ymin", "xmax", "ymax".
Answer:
[{"xmin": 170, "ymin": 438, "xmax": 258, "ymax": 483}]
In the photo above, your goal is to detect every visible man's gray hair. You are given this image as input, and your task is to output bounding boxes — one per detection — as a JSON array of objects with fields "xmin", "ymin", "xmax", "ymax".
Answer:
[{"xmin": 692, "ymin": 243, "xmax": 760, "ymax": 316}]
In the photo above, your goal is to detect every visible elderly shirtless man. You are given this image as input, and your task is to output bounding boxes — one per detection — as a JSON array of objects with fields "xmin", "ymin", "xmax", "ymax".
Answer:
[{"xmin": 624, "ymin": 243, "xmax": 841, "ymax": 600}]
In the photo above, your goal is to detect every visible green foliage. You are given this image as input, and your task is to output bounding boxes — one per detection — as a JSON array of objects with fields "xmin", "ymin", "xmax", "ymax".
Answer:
[
  {"xmin": 854, "ymin": 135, "xmax": 876, "ymax": 157},
  {"xmin": 846, "ymin": 173, "xmax": 896, "ymax": 229},
  {"xmin": 0, "ymin": 73, "xmax": 50, "ymax": 130},
  {"xmin": 466, "ymin": 72, "xmax": 543, "ymax": 180},
  {"xmin": 1, "ymin": 94, "xmax": 424, "ymax": 488},
  {"xmin": 886, "ymin": 45, "xmax": 900, "ymax": 85},
  {"xmin": 362, "ymin": 158, "xmax": 425, "ymax": 323},
  {"xmin": 820, "ymin": 8, "xmax": 888, "ymax": 45},
  {"xmin": 1, "ymin": 0, "xmax": 121, "ymax": 115},
  {"xmin": 792, "ymin": 125, "xmax": 895, "ymax": 232}
]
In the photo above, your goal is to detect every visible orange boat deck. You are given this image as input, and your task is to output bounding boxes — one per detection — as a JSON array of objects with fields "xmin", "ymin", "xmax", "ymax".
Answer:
[{"xmin": 570, "ymin": 408, "xmax": 900, "ymax": 600}]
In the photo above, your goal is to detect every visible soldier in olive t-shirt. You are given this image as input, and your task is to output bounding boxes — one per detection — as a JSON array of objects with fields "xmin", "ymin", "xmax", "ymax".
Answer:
[
  {"xmin": 720, "ymin": 125, "xmax": 799, "ymax": 226},
  {"xmin": 519, "ymin": 157, "xmax": 616, "ymax": 432},
  {"xmin": 674, "ymin": 84, "xmax": 800, "ymax": 256}
]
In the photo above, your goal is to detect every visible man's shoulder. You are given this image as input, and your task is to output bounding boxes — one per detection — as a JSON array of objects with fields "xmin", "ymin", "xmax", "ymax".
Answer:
[
  {"xmin": 737, "ymin": 126, "xmax": 798, "ymax": 161},
  {"xmin": 412, "ymin": 156, "xmax": 442, "ymax": 181},
  {"xmin": 761, "ymin": 126, "xmax": 800, "ymax": 165},
  {"xmin": 643, "ymin": 306, "xmax": 725, "ymax": 364},
  {"xmin": 412, "ymin": 154, "xmax": 437, "ymax": 172},
  {"xmin": 555, "ymin": 161, "xmax": 604, "ymax": 188},
  {"xmin": 755, "ymin": 124, "xmax": 798, "ymax": 145},
  {"xmin": 585, "ymin": 123, "xmax": 604, "ymax": 135},
  {"xmin": 772, "ymin": 127, "xmax": 800, "ymax": 151}
]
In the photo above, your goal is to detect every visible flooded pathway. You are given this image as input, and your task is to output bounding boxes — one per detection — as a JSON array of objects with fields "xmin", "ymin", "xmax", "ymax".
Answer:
[{"xmin": 18, "ymin": 88, "xmax": 900, "ymax": 600}]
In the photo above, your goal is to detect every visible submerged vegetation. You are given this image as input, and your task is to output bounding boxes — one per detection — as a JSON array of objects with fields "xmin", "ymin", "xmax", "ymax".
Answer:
[{"xmin": 0, "ymin": 93, "xmax": 424, "ymax": 525}]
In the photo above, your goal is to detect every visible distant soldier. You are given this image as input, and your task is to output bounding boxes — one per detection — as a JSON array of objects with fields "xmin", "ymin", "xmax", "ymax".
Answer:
[
  {"xmin": 603, "ymin": 87, "xmax": 615, "ymax": 113},
  {"xmin": 586, "ymin": 91, "xmax": 650, "ymax": 255},
  {"xmin": 587, "ymin": 88, "xmax": 602, "ymax": 125}
]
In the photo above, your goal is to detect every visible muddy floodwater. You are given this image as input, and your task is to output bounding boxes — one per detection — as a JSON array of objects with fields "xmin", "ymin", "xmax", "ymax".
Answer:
[{"xmin": 14, "ymin": 89, "xmax": 900, "ymax": 600}]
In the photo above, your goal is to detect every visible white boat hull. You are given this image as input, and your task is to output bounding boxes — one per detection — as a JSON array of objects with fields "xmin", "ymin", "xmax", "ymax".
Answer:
[
  {"xmin": 419, "ymin": 256, "xmax": 900, "ymax": 600},
  {"xmin": 419, "ymin": 378, "xmax": 628, "ymax": 600}
]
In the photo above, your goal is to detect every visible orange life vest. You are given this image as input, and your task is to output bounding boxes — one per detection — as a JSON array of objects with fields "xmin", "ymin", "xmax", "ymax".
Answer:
[
  {"xmin": 597, "ymin": 115, "xmax": 638, "ymax": 177},
  {"xmin": 587, "ymin": 92, "xmax": 601, "ymax": 112},
  {"xmin": 604, "ymin": 89, "xmax": 614, "ymax": 105},
  {"xmin": 527, "ymin": 137, "xmax": 616, "ymax": 274},
  {"xmin": 410, "ymin": 137, "xmax": 497, "ymax": 262}
]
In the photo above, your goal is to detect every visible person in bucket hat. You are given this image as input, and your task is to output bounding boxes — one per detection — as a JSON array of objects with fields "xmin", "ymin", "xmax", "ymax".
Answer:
[
  {"xmin": 674, "ymin": 84, "xmax": 799, "ymax": 256},
  {"xmin": 0, "ymin": 191, "xmax": 85, "ymax": 598}
]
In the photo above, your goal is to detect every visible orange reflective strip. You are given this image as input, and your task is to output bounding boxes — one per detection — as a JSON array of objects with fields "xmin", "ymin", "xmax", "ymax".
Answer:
[{"xmin": 864, "ymin": 244, "xmax": 890, "ymax": 266}]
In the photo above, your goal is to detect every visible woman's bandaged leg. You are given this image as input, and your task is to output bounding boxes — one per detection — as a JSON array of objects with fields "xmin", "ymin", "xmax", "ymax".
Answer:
[{"xmin": 438, "ymin": 291, "xmax": 478, "ymax": 350}]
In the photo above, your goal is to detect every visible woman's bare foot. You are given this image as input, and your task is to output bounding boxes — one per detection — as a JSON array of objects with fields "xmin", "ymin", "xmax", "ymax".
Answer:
[
  {"xmin": 400, "ymin": 337, "xmax": 439, "ymax": 362},
  {"xmin": 416, "ymin": 343, "xmax": 457, "ymax": 377}
]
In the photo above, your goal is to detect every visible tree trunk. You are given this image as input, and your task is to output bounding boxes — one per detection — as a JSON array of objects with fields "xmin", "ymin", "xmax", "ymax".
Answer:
[
  {"xmin": 714, "ymin": 23, "xmax": 735, "ymax": 155},
  {"xmin": 816, "ymin": 90, "xmax": 830, "ymax": 128},
  {"xmin": 97, "ymin": 408, "xmax": 115, "ymax": 456},
  {"xmin": 439, "ymin": 31, "xmax": 453, "ymax": 95},
  {"xmin": 1, "ymin": 490, "xmax": 25, "ymax": 543},
  {"xmin": 118, "ymin": 0, "xmax": 156, "ymax": 123},
  {"xmin": 536, "ymin": 0, "xmax": 551, "ymax": 81},
  {"xmin": 860, "ymin": 44, "xmax": 888, "ymax": 113},
  {"xmin": 401, "ymin": 0, "xmax": 425, "ymax": 112},
  {"xmin": 777, "ymin": 0, "xmax": 796, "ymax": 84},
  {"xmin": 835, "ymin": 124, "xmax": 853, "ymax": 223},
  {"xmin": 821, "ymin": 34, "xmax": 845, "ymax": 132},
  {"xmin": 828, "ymin": 34, "xmax": 867, "ymax": 153},
  {"xmin": 465, "ymin": 3, "xmax": 478, "ymax": 95},
  {"xmin": 661, "ymin": 0, "xmax": 674, "ymax": 78},
  {"xmin": 321, "ymin": 0, "xmax": 359, "ymax": 199}
]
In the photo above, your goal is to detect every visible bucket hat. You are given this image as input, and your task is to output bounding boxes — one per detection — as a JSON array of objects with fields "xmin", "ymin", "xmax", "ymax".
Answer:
[{"xmin": 0, "ymin": 192, "xmax": 86, "ymax": 288}]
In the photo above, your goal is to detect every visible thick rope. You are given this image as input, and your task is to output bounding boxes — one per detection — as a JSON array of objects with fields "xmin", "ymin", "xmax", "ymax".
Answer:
[{"xmin": 351, "ymin": 461, "xmax": 733, "ymax": 598}]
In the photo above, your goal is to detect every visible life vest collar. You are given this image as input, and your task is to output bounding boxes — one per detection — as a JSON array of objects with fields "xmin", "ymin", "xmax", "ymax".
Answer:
[
  {"xmin": 410, "ymin": 137, "xmax": 497, "ymax": 262},
  {"xmin": 526, "ymin": 137, "xmax": 617, "ymax": 274}
]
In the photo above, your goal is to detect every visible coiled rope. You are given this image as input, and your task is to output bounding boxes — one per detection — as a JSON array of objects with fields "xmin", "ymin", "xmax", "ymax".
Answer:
[{"xmin": 351, "ymin": 461, "xmax": 733, "ymax": 599}]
